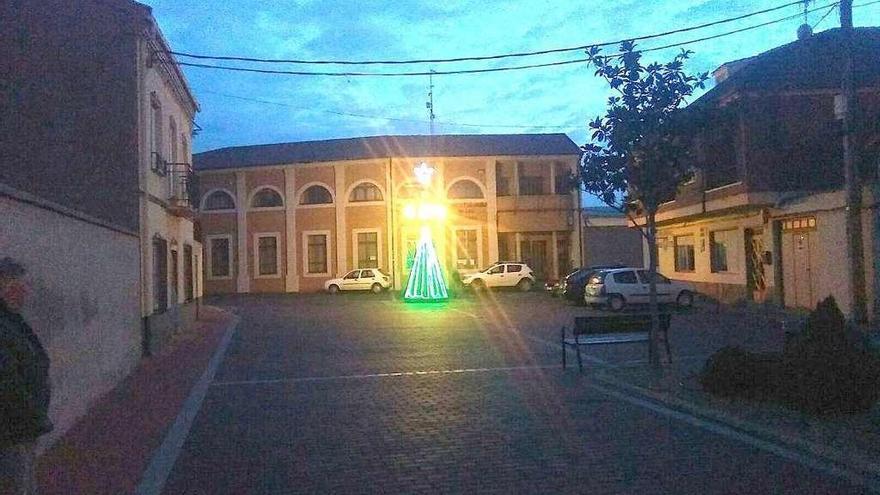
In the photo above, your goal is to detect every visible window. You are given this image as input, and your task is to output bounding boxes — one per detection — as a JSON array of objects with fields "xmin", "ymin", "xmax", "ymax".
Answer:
[
  {"xmin": 251, "ymin": 188, "xmax": 283, "ymax": 208},
  {"xmin": 150, "ymin": 94, "xmax": 165, "ymax": 176},
  {"xmin": 349, "ymin": 182, "xmax": 383, "ymax": 202},
  {"xmin": 344, "ymin": 270, "xmax": 359, "ymax": 280},
  {"xmin": 361, "ymin": 269, "xmax": 374, "ymax": 278},
  {"xmin": 169, "ymin": 116, "xmax": 178, "ymax": 163},
  {"xmin": 203, "ymin": 190, "xmax": 236, "ymax": 211},
  {"xmin": 152, "ymin": 238, "xmax": 167, "ymax": 313},
  {"xmin": 507, "ymin": 264, "xmax": 522, "ymax": 273},
  {"xmin": 613, "ymin": 271, "xmax": 638, "ymax": 284},
  {"xmin": 487, "ymin": 265, "xmax": 504, "ymax": 275},
  {"xmin": 637, "ymin": 270, "xmax": 671, "ymax": 284},
  {"xmin": 256, "ymin": 234, "xmax": 279, "ymax": 276},
  {"xmin": 307, "ymin": 234, "xmax": 328, "ymax": 274},
  {"xmin": 301, "ymin": 185, "xmax": 333, "ymax": 205},
  {"xmin": 455, "ymin": 229, "xmax": 479, "ymax": 270},
  {"xmin": 448, "ymin": 179, "xmax": 484, "ymax": 200},
  {"xmin": 519, "ymin": 176, "xmax": 544, "ymax": 195},
  {"xmin": 208, "ymin": 236, "xmax": 232, "ymax": 279},
  {"xmin": 184, "ymin": 245, "xmax": 194, "ymax": 302},
  {"xmin": 554, "ymin": 163, "xmax": 571, "ymax": 194},
  {"xmin": 710, "ymin": 230, "xmax": 736, "ymax": 273},
  {"xmin": 170, "ymin": 248, "xmax": 179, "ymax": 304},
  {"xmin": 356, "ymin": 232, "xmax": 379, "ymax": 268},
  {"xmin": 674, "ymin": 235, "xmax": 695, "ymax": 272}
]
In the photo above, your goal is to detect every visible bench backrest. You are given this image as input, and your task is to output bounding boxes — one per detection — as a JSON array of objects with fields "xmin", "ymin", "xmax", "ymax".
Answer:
[{"xmin": 573, "ymin": 313, "xmax": 671, "ymax": 336}]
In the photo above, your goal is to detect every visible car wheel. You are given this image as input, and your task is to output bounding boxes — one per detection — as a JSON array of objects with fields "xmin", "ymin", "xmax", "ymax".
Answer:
[
  {"xmin": 517, "ymin": 279, "xmax": 533, "ymax": 292},
  {"xmin": 471, "ymin": 279, "xmax": 486, "ymax": 291},
  {"xmin": 328, "ymin": 284, "xmax": 340, "ymax": 294},
  {"xmin": 676, "ymin": 290, "xmax": 694, "ymax": 308},
  {"xmin": 370, "ymin": 283, "xmax": 383, "ymax": 294},
  {"xmin": 607, "ymin": 294, "xmax": 625, "ymax": 312}
]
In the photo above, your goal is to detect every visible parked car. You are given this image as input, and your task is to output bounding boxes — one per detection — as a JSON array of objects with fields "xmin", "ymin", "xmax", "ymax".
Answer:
[
  {"xmin": 583, "ymin": 268, "xmax": 695, "ymax": 311},
  {"xmin": 460, "ymin": 262, "xmax": 535, "ymax": 291},
  {"xmin": 561, "ymin": 264, "xmax": 625, "ymax": 304},
  {"xmin": 325, "ymin": 268, "xmax": 392, "ymax": 294}
]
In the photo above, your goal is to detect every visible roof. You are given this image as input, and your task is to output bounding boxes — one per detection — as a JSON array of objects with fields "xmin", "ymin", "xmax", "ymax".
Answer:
[
  {"xmin": 194, "ymin": 133, "xmax": 581, "ymax": 171},
  {"xmin": 582, "ymin": 206, "xmax": 624, "ymax": 218},
  {"xmin": 694, "ymin": 27, "xmax": 880, "ymax": 108}
]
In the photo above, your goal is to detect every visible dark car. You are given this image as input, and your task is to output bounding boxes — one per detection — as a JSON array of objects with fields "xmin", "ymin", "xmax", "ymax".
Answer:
[{"xmin": 561, "ymin": 264, "xmax": 625, "ymax": 304}]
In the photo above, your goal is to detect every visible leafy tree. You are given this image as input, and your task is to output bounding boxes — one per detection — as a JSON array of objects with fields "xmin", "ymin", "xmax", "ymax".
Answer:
[{"xmin": 579, "ymin": 41, "xmax": 708, "ymax": 367}]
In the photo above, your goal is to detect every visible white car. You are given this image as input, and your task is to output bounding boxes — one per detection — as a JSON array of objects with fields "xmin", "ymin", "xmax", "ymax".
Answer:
[
  {"xmin": 583, "ymin": 268, "xmax": 695, "ymax": 311},
  {"xmin": 459, "ymin": 262, "xmax": 535, "ymax": 291},
  {"xmin": 325, "ymin": 268, "xmax": 391, "ymax": 294}
]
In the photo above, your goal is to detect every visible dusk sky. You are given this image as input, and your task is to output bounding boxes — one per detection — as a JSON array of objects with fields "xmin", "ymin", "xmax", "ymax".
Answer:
[{"xmin": 148, "ymin": 1, "xmax": 880, "ymax": 154}]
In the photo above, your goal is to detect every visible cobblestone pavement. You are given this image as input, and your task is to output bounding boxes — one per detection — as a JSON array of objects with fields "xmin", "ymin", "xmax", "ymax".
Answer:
[{"xmin": 160, "ymin": 292, "xmax": 868, "ymax": 494}]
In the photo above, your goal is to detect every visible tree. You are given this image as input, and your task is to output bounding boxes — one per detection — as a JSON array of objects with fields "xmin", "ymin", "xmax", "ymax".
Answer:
[{"xmin": 578, "ymin": 41, "xmax": 708, "ymax": 367}]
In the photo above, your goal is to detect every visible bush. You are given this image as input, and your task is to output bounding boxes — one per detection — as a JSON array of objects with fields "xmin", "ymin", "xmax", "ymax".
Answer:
[
  {"xmin": 702, "ymin": 297, "xmax": 880, "ymax": 415},
  {"xmin": 780, "ymin": 297, "xmax": 880, "ymax": 414},
  {"xmin": 699, "ymin": 346, "xmax": 781, "ymax": 400}
]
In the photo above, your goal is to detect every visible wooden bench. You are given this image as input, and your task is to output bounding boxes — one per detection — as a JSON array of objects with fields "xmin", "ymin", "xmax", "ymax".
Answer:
[{"xmin": 561, "ymin": 313, "xmax": 672, "ymax": 371}]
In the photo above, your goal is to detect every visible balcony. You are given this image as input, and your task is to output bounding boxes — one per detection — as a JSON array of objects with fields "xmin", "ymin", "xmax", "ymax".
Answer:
[{"xmin": 167, "ymin": 162, "xmax": 197, "ymax": 218}]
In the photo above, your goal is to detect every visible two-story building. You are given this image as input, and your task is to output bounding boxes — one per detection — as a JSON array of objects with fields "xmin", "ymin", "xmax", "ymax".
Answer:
[
  {"xmin": 646, "ymin": 27, "xmax": 880, "ymax": 317},
  {"xmin": 193, "ymin": 134, "xmax": 584, "ymax": 294},
  {"xmin": 1, "ymin": 0, "xmax": 202, "ymax": 443}
]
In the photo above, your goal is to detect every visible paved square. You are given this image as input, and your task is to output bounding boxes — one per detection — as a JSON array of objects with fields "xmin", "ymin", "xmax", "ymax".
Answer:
[{"xmin": 160, "ymin": 293, "xmax": 867, "ymax": 493}]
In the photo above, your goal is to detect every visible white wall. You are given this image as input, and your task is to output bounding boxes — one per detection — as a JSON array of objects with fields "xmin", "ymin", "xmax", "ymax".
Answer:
[{"xmin": 0, "ymin": 192, "xmax": 142, "ymax": 450}]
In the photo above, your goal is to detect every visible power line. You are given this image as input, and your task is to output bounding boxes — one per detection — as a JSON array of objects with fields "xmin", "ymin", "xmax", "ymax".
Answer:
[
  {"xmin": 198, "ymin": 90, "xmax": 578, "ymax": 129},
  {"xmin": 169, "ymin": 1, "xmax": 804, "ymax": 66},
  {"xmin": 171, "ymin": 0, "xmax": 847, "ymax": 78}
]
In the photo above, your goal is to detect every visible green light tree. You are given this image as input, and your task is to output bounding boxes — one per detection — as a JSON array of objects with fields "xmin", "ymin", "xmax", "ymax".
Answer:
[{"xmin": 578, "ymin": 42, "xmax": 708, "ymax": 367}]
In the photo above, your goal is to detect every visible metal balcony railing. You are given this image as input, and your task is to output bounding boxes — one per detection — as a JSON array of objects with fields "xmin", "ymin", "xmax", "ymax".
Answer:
[{"xmin": 167, "ymin": 162, "xmax": 197, "ymax": 216}]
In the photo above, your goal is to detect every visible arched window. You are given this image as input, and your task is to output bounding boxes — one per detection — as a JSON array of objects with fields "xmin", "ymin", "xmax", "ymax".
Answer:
[
  {"xmin": 251, "ymin": 188, "xmax": 283, "ymax": 208},
  {"xmin": 203, "ymin": 190, "xmax": 236, "ymax": 211},
  {"xmin": 349, "ymin": 182, "xmax": 383, "ymax": 202},
  {"xmin": 448, "ymin": 179, "xmax": 484, "ymax": 200},
  {"xmin": 300, "ymin": 185, "xmax": 333, "ymax": 205}
]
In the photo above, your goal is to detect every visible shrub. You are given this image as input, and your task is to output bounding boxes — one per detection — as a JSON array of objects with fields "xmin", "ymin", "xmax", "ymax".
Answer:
[
  {"xmin": 778, "ymin": 297, "xmax": 879, "ymax": 414},
  {"xmin": 699, "ymin": 346, "xmax": 781, "ymax": 400}
]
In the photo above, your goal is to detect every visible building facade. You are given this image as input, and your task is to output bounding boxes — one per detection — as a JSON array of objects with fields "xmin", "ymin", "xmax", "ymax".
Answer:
[
  {"xmin": 643, "ymin": 27, "xmax": 880, "ymax": 317},
  {"xmin": 581, "ymin": 207, "xmax": 644, "ymax": 270},
  {"xmin": 1, "ymin": 0, "xmax": 202, "ymax": 445},
  {"xmin": 194, "ymin": 134, "xmax": 584, "ymax": 293}
]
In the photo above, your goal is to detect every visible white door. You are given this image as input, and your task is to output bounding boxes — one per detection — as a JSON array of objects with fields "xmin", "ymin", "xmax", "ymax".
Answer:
[
  {"xmin": 612, "ymin": 270, "xmax": 643, "ymax": 303},
  {"xmin": 341, "ymin": 270, "xmax": 361, "ymax": 290},
  {"xmin": 484, "ymin": 265, "xmax": 505, "ymax": 287},
  {"xmin": 637, "ymin": 270, "xmax": 674, "ymax": 303},
  {"xmin": 358, "ymin": 269, "xmax": 376, "ymax": 290},
  {"xmin": 502, "ymin": 264, "xmax": 523, "ymax": 287}
]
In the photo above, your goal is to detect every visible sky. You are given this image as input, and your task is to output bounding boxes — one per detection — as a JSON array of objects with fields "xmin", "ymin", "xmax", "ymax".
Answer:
[{"xmin": 147, "ymin": 0, "xmax": 880, "ymax": 154}]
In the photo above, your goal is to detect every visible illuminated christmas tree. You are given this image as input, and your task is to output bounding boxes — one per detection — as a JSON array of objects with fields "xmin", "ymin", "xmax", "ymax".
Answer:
[{"xmin": 403, "ymin": 162, "xmax": 449, "ymax": 302}]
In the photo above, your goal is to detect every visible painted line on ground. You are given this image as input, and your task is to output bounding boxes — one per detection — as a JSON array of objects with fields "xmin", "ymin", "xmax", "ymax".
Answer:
[
  {"xmin": 134, "ymin": 315, "xmax": 240, "ymax": 495},
  {"xmin": 510, "ymin": 319, "xmax": 879, "ymax": 490},
  {"xmin": 211, "ymin": 364, "xmax": 561, "ymax": 387},
  {"xmin": 588, "ymin": 380, "xmax": 880, "ymax": 492}
]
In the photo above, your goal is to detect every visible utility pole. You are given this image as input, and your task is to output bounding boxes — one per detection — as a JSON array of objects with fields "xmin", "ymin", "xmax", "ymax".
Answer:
[{"xmin": 840, "ymin": 0, "xmax": 868, "ymax": 323}]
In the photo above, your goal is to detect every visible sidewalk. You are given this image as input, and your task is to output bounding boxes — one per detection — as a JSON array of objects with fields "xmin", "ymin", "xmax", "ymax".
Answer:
[
  {"xmin": 595, "ymin": 303, "xmax": 880, "ymax": 486},
  {"xmin": 36, "ymin": 305, "xmax": 236, "ymax": 495}
]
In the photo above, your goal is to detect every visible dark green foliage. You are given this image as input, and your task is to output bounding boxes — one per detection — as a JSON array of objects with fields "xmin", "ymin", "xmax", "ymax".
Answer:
[
  {"xmin": 701, "ymin": 297, "xmax": 880, "ymax": 415},
  {"xmin": 699, "ymin": 347, "xmax": 780, "ymax": 400}
]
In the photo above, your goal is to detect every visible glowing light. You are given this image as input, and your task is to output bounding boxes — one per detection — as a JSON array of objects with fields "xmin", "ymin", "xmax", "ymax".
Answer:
[{"xmin": 414, "ymin": 162, "xmax": 435, "ymax": 186}]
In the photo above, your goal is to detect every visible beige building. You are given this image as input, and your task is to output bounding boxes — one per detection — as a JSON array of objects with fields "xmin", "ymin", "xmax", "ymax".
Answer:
[
  {"xmin": 643, "ymin": 28, "xmax": 880, "ymax": 318},
  {"xmin": 1, "ymin": 0, "xmax": 202, "ymax": 446},
  {"xmin": 194, "ymin": 134, "xmax": 584, "ymax": 293}
]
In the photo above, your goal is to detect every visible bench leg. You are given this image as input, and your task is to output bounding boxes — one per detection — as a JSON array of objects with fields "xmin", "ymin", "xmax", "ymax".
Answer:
[
  {"xmin": 575, "ymin": 340, "xmax": 583, "ymax": 372},
  {"xmin": 561, "ymin": 326, "xmax": 566, "ymax": 369}
]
